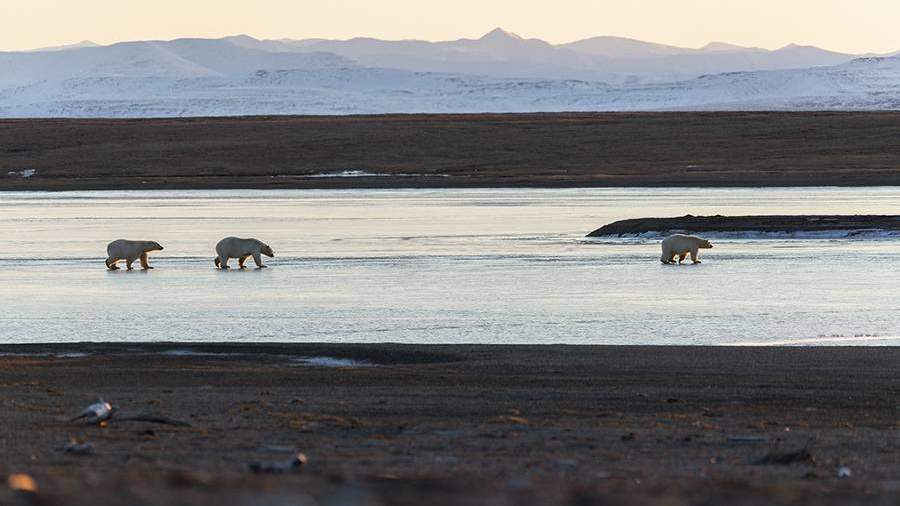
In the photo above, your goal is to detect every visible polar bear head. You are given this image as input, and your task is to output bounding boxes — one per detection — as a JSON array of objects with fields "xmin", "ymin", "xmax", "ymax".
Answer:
[
  {"xmin": 260, "ymin": 243, "xmax": 275, "ymax": 257},
  {"xmin": 699, "ymin": 239, "xmax": 713, "ymax": 249},
  {"xmin": 146, "ymin": 241, "xmax": 164, "ymax": 252}
]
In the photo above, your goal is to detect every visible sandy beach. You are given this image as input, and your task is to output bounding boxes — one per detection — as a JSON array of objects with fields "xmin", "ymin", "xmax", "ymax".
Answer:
[
  {"xmin": 0, "ymin": 343, "xmax": 897, "ymax": 505},
  {"xmin": 3, "ymin": 112, "xmax": 900, "ymax": 190}
]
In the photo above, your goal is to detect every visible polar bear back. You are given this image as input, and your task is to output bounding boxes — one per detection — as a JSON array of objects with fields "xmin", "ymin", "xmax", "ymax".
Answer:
[
  {"xmin": 107, "ymin": 239, "xmax": 159, "ymax": 259},
  {"xmin": 216, "ymin": 237, "xmax": 265, "ymax": 258}
]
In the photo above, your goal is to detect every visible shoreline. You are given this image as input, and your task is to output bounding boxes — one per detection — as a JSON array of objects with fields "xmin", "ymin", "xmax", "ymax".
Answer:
[
  {"xmin": 1, "ymin": 343, "xmax": 897, "ymax": 505},
  {"xmin": 3, "ymin": 184, "xmax": 899, "ymax": 194},
  {"xmin": 4, "ymin": 179, "xmax": 900, "ymax": 192},
  {"xmin": 2, "ymin": 341, "xmax": 900, "ymax": 353},
  {"xmin": 4, "ymin": 112, "xmax": 900, "ymax": 190}
]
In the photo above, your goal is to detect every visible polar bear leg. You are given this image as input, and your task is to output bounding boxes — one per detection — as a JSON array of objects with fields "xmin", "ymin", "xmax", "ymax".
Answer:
[
  {"xmin": 678, "ymin": 253, "xmax": 687, "ymax": 264},
  {"xmin": 252, "ymin": 252, "xmax": 266, "ymax": 268},
  {"xmin": 218, "ymin": 256, "xmax": 230, "ymax": 269},
  {"xmin": 125, "ymin": 257, "xmax": 136, "ymax": 271},
  {"xmin": 106, "ymin": 257, "xmax": 120, "ymax": 270},
  {"xmin": 140, "ymin": 252, "xmax": 153, "ymax": 270},
  {"xmin": 238, "ymin": 255, "xmax": 250, "ymax": 269},
  {"xmin": 661, "ymin": 248, "xmax": 673, "ymax": 264},
  {"xmin": 690, "ymin": 248, "xmax": 701, "ymax": 264}
]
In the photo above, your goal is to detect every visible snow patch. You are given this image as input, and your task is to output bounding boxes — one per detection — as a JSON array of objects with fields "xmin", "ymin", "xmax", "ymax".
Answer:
[
  {"xmin": 305, "ymin": 170, "xmax": 391, "ymax": 178},
  {"xmin": 7, "ymin": 169, "xmax": 36, "ymax": 178},
  {"xmin": 291, "ymin": 356, "xmax": 373, "ymax": 368},
  {"xmin": 0, "ymin": 351, "xmax": 90, "ymax": 358},
  {"xmin": 159, "ymin": 349, "xmax": 246, "ymax": 357},
  {"xmin": 303, "ymin": 170, "xmax": 446, "ymax": 178}
]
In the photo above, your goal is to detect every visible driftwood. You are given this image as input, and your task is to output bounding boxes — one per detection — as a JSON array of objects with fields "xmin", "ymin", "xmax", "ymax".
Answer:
[
  {"xmin": 111, "ymin": 413, "xmax": 192, "ymax": 427},
  {"xmin": 70, "ymin": 399, "xmax": 191, "ymax": 427}
]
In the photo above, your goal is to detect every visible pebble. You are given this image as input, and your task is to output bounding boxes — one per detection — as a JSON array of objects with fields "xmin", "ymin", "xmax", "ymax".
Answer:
[{"xmin": 7, "ymin": 474, "xmax": 38, "ymax": 493}]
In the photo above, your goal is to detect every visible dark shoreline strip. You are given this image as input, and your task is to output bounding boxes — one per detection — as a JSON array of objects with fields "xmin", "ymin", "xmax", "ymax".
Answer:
[
  {"xmin": 587, "ymin": 215, "xmax": 900, "ymax": 237},
  {"xmin": 4, "ymin": 112, "xmax": 900, "ymax": 189}
]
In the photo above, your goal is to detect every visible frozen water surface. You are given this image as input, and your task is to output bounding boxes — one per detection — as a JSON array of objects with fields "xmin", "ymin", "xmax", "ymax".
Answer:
[{"xmin": 0, "ymin": 187, "xmax": 897, "ymax": 345}]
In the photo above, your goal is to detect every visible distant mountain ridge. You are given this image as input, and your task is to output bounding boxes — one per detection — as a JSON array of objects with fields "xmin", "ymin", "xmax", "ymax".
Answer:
[
  {"xmin": 268, "ymin": 28, "xmax": 867, "ymax": 83},
  {"xmin": 1, "ymin": 30, "xmax": 899, "ymax": 117},
  {"xmin": 16, "ymin": 29, "xmax": 882, "ymax": 83}
]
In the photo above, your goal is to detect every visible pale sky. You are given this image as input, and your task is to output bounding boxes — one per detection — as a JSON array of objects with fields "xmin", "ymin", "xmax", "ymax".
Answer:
[{"xmin": 2, "ymin": 0, "xmax": 898, "ymax": 54}]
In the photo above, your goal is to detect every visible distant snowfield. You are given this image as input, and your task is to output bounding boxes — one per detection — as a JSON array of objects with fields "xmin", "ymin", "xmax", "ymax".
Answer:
[{"xmin": 1, "ymin": 32, "xmax": 899, "ymax": 117}]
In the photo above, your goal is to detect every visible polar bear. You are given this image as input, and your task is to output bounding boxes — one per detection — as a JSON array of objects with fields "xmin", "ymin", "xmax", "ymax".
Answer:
[
  {"xmin": 215, "ymin": 237, "xmax": 275, "ymax": 269},
  {"xmin": 106, "ymin": 239, "xmax": 164, "ymax": 270},
  {"xmin": 660, "ymin": 234, "xmax": 713, "ymax": 264}
]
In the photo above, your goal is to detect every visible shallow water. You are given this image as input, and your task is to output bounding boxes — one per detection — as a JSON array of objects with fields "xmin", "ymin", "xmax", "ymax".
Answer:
[{"xmin": 0, "ymin": 187, "xmax": 897, "ymax": 346}]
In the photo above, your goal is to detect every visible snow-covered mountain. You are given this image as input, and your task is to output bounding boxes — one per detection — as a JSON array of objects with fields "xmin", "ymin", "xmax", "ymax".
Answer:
[
  {"xmin": 604, "ymin": 56, "xmax": 900, "ymax": 110},
  {"xmin": 1, "ymin": 32, "xmax": 898, "ymax": 117}
]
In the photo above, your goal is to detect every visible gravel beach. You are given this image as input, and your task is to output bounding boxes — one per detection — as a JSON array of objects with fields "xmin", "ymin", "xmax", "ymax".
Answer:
[
  {"xmin": 0, "ymin": 343, "xmax": 897, "ymax": 505},
  {"xmin": 3, "ymin": 112, "xmax": 900, "ymax": 190}
]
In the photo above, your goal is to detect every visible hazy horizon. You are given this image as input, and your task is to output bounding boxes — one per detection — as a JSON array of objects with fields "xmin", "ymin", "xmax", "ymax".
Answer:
[{"xmin": 3, "ymin": 0, "xmax": 900, "ymax": 54}]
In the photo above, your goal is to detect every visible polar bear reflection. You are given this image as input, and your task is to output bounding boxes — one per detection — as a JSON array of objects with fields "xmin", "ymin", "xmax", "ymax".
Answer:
[{"xmin": 215, "ymin": 237, "xmax": 275, "ymax": 269}]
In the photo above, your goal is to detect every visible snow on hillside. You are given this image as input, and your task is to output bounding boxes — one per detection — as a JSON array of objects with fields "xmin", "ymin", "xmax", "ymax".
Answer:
[
  {"xmin": 0, "ymin": 34, "xmax": 898, "ymax": 117},
  {"xmin": 649, "ymin": 57, "xmax": 900, "ymax": 110}
]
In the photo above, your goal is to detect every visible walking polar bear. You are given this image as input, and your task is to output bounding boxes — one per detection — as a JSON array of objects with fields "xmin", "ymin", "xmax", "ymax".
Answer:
[
  {"xmin": 660, "ymin": 234, "xmax": 713, "ymax": 264},
  {"xmin": 106, "ymin": 240, "xmax": 164, "ymax": 270},
  {"xmin": 215, "ymin": 237, "xmax": 275, "ymax": 269}
]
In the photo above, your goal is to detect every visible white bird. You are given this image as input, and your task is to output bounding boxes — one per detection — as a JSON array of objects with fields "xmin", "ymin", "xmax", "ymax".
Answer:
[
  {"xmin": 70, "ymin": 398, "xmax": 114, "ymax": 424},
  {"xmin": 248, "ymin": 453, "xmax": 308, "ymax": 474}
]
